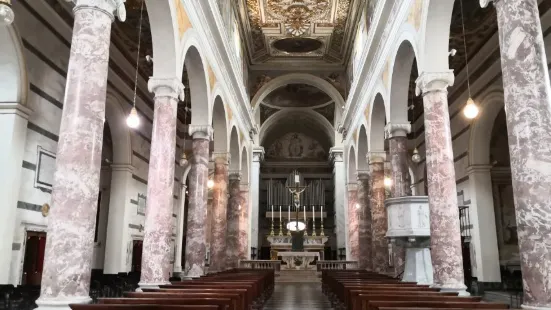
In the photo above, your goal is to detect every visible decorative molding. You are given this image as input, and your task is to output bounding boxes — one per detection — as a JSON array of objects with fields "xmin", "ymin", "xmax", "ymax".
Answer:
[
  {"xmin": 136, "ymin": 193, "xmax": 147, "ymax": 215},
  {"xmin": 356, "ymin": 170, "xmax": 370, "ymax": 181},
  {"xmin": 384, "ymin": 122, "xmax": 411, "ymax": 138},
  {"xmin": 34, "ymin": 146, "xmax": 56, "ymax": 192},
  {"xmin": 368, "ymin": 151, "xmax": 386, "ymax": 164},
  {"xmin": 212, "ymin": 151, "xmax": 231, "ymax": 164},
  {"xmin": 329, "ymin": 147, "xmax": 344, "ymax": 163},
  {"xmin": 0, "ymin": 102, "xmax": 33, "ymax": 119},
  {"xmin": 479, "ymin": 0, "xmax": 498, "ymax": 8},
  {"xmin": 147, "ymin": 77, "xmax": 185, "ymax": 101},
  {"xmin": 188, "ymin": 125, "xmax": 213, "ymax": 140},
  {"xmin": 229, "ymin": 171, "xmax": 242, "ymax": 181},
  {"xmin": 252, "ymin": 146, "xmax": 265, "ymax": 162},
  {"xmin": 415, "ymin": 71, "xmax": 455, "ymax": 96}
]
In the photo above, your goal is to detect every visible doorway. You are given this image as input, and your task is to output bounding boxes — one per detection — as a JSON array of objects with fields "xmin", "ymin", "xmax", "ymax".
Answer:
[
  {"xmin": 22, "ymin": 231, "xmax": 47, "ymax": 286},
  {"xmin": 131, "ymin": 240, "xmax": 143, "ymax": 272}
]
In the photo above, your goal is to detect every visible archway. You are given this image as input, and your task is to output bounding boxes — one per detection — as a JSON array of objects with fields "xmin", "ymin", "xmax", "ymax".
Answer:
[
  {"xmin": 182, "ymin": 46, "xmax": 210, "ymax": 126},
  {"xmin": 389, "ymin": 40, "xmax": 418, "ymax": 124},
  {"xmin": 421, "ymin": 0, "xmax": 455, "ymax": 72},
  {"xmin": 145, "ymin": 0, "xmax": 179, "ymax": 78},
  {"xmin": 368, "ymin": 93, "xmax": 387, "ymax": 153},
  {"xmin": 229, "ymin": 127, "xmax": 240, "ymax": 172},
  {"xmin": 212, "ymin": 96, "xmax": 229, "ymax": 153},
  {"xmin": 357, "ymin": 125, "xmax": 369, "ymax": 171}
]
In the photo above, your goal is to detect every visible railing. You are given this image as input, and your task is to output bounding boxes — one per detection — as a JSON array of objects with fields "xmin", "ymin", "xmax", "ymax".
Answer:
[
  {"xmin": 239, "ymin": 260, "xmax": 281, "ymax": 272},
  {"xmin": 459, "ymin": 205, "xmax": 471, "ymax": 239},
  {"xmin": 316, "ymin": 261, "xmax": 359, "ymax": 271}
]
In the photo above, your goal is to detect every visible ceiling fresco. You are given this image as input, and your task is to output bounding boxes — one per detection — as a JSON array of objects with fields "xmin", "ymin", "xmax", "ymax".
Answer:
[
  {"xmin": 240, "ymin": 0, "xmax": 363, "ymax": 67},
  {"xmin": 263, "ymin": 84, "xmax": 333, "ymax": 108}
]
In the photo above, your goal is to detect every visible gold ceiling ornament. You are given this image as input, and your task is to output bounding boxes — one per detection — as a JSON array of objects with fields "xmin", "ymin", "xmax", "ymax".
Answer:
[{"xmin": 266, "ymin": 0, "xmax": 331, "ymax": 37}]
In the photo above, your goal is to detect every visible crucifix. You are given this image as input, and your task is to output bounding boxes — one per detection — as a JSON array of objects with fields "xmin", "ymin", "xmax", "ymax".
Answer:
[{"xmin": 286, "ymin": 170, "xmax": 309, "ymax": 236}]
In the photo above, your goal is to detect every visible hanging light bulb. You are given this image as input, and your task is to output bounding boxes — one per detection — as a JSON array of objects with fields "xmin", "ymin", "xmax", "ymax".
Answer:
[
  {"xmin": 463, "ymin": 97, "xmax": 479, "ymax": 119},
  {"xmin": 355, "ymin": 203, "xmax": 360, "ymax": 210},
  {"xmin": 207, "ymin": 179, "xmax": 214, "ymax": 189},
  {"xmin": 384, "ymin": 176, "xmax": 393, "ymax": 188},
  {"xmin": 126, "ymin": 107, "xmax": 140, "ymax": 128},
  {"xmin": 179, "ymin": 151, "xmax": 188, "ymax": 167},
  {"xmin": 0, "ymin": 0, "xmax": 15, "ymax": 26},
  {"xmin": 412, "ymin": 148, "xmax": 421, "ymax": 164},
  {"xmin": 126, "ymin": 0, "xmax": 144, "ymax": 128}
]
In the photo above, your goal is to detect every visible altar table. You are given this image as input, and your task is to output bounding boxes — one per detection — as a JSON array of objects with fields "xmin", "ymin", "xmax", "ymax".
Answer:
[{"xmin": 278, "ymin": 252, "xmax": 320, "ymax": 270}]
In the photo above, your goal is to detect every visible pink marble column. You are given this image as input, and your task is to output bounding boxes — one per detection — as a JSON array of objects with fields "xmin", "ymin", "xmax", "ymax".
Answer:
[
  {"xmin": 183, "ymin": 126, "xmax": 213, "ymax": 278},
  {"xmin": 369, "ymin": 153, "xmax": 390, "ymax": 274},
  {"xmin": 385, "ymin": 123, "xmax": 412, "ymax": 277},
  {"xmin": 356, "ymin": 171, "xmax": 372, "ymax": 270},
  {"xmin": 226, "ymin": 172, "xmax": 242, "ymax": 269},
  {"xmin": 239, "ymin": 185, "xmax": 250, "ymax": 261},
  {"xmin": 347, "ymin": 184, "xmax": 359, "ymax": 261},
  {"xmin": 482, "ymin": 0, "xmax": 551, "ymax": 306},
  {"xmin": 138, "ymin": 78, "xmax": 183, "ymax": 289},
  {"xmin": 209, "ymin": 153, "xmax": 230, "ymax": 272},
  {"xmin": 35, "ymin": 2, "xmax": 124, "ymax": 308},
  {"xmin": 416, "ymin": 72, "xmax": 466, "ymax": 294}
]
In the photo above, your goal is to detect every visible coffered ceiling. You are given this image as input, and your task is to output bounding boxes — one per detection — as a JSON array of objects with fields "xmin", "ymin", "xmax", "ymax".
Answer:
[{"xmin": 238, "ymin": 0, "xmax": 364, "ymax": 70}]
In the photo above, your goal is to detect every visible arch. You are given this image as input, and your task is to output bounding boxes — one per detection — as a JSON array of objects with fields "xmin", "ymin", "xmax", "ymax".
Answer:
[
  {"xmin": 347, "ymin": 145, "xmax": 357, "ymax": 184},
  {"xmin": 389, "ymin": 38, "xmax": 418, "ymax": 124},
  {"xmin": 251, "ymin": 73, "xmax": 346, "ymax": 112},
  {"xmin": 420, "ymin": 0, "xmax": 455, "ymax": 72},
  {"xmin": 368, "ymin": 93, "xmax": 387, "ymax": 152},
  {"xmin": 229, "ymin": 126, "xmax": 240, "ymax": 171},
  {"xmin": 0, "ymin": 25, "xmax": 27, "ymax": 105},
  {"xmin": 259, "ymin": 110, "xmax": 335, "ymax": 147},
  {"xmin": 469, "ymin": 90, "xmax": 505, "ymax": 166},
  {"xmin": 180, "ymin": 39, "xmax": 210, "ymax": 125},
  {"xmin": 145, "ymin": 0, "xmax": 179, "ymax": 77},
  {"xmin": 105, "ymin": 92, "xmax": 133, "ymax": 165},
  {"xmin": 357, "ymin": 125, "xmax": 369, "ymax": 171},
  {"xmin": 212, "ymin": 96, "xmax": 229, "ymax": 153},
  {"xmin": 240, "ymin": 146, "xmax": 249, "ymax": 184}
]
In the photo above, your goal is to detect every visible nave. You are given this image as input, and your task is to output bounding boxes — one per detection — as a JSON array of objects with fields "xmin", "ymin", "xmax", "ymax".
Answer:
[{"xmin": 263, "ymin": 283, "xmax": 333, "ymax": 310}]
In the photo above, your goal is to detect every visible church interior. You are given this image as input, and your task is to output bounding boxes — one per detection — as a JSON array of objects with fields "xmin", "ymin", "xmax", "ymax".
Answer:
[{"xmin": 0, "ymin": 0, "xmax": 550, "ymax": 309}]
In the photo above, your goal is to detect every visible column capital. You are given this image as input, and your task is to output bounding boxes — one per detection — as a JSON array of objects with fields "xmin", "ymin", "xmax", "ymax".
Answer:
[
  {"xmin": 252, "ymin": 147, "xmax": 265, "ymax": 162},
  {"xmin": 110, "ymin": 163, "xmax": 133, "ymax": 173},
  {"xmin": 66, "ymin": 0, "xmax": 127, "ymax": 22},
  {"xmin": 384, "ymin": 122, "xmax": 411, "ymax": 138},
  {"xmin": 239, "ymin": 184, "xmax": 249, "ymax": 191},
  {"xmin": 188, "ymin": 125, "xmax": 213, "ymax": 140},
  {"xmin": 212, "ymin": 152, "xmax": 230, "ymax": 165},
  {"xmin": 229, "ymin": 171, "xmax": 242, "ymax": 181},
  {"xmin": 0, "ymin": 102, "xmax": 33, "ymax": 120},
  {"xmin": 148, "ymin": 77, "xmax": 185, "ymax": 101},
  {"xmin": 329, "ymin": 147, "xmax": 344, "ymax": 163},
  {"xmin": 181, "ymin": 183, "xmax": 187, "ymax": 190},
  {"xmin": 466, "ymin": 164, "xmax": 493, "ymax": 175},
  {"xmin": 347, "ymin": 183, "xmax": 358, "ymax": 191},
  {"xmin": 415, "ymin": 71, "xmax": 455, "ymax": 96},
  {"xmin": 356, "ymin": 170, "xmax": 370, "ymax": 181},
  {"xmin": 368, "ymin": 151, "xmax": 386, "ymax": 164}
]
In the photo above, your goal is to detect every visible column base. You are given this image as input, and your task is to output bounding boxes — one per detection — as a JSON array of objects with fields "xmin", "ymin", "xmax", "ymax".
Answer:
[
  {"xmin": 430, "ymin": 285, "xmax": 470, "ymax": 296},
  {"xmin": 35, "ymin": 296, "xmax": 92, "ymax": 310},
  {"xmin": 402, "ymin": 247, "xmax": 433, "ymax": 285},
  {"xmin": 522, "ymin": 305, "xmax": 551, "ymax": 310},
  {"xmin": 136, "ymin": 282, "xmax": 170, "ymax": 292}
]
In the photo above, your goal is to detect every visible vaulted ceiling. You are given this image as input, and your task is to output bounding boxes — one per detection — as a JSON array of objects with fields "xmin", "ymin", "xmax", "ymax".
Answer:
[{"xmin": 238, "ymin": 0, "xmax": 364, "ymax": 70}]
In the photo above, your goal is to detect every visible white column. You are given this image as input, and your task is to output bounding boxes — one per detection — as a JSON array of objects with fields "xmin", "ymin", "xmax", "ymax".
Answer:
[
  {"xmin": 466, "ymin": 165, "xmax": 501, "ymax": 283},
  {"xmin": 330, "ymin": 148, "xmax": 346, "ymax": 253},
  {"xmin": 250, "ymin": 147, "xmax": 264, "ymax": 254},
  {"xmin": 103, "ymin": 164, "xmax": 134, "ymax": 274},
  {"xmin": 173, "ymin": 183, "xmax": 187, "ymax": 274},
  {"xmin": 0, "ymin": 103, "xmax": 31, "ymax": 284}
]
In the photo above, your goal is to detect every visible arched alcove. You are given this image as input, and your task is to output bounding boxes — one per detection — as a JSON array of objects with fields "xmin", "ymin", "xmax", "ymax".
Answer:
[
  {"xmin": 212, "ymin": 96, "xmax": 229, "ymax": 153},
  {"xmin": 229, "ymin": 127, "xmax": 240, "ymax": 172},
  {"xmin": 348, "ymin": 146, "xmax": 357, "ymax": 184},
  {"xmin": 369, "ymin": 93, "xmax": 387, "ymax": 152},
  {"xmin": 357, "ymin": 125, "xmax": 369, "ymax": 171},
  {"xmin": 421, "ymin": 0, "xmax": 455, "ymax": 72},
  {"xmin": 182, "ymin": 45, "xmax": 210, "ymax": 126},
  {"xmin": 389, "ymin": 39, "xmax": 418, "ymax": 124}
]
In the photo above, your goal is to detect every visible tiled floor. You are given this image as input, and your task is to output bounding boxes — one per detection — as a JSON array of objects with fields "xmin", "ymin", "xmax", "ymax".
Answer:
[{"xmin": 263, "ymin": 283, "xmax": 334, "ymax": 310}]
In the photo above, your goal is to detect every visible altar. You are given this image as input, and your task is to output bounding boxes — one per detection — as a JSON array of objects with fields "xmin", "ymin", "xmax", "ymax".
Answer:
[{"xmin": 278, "ymin": 252, "xmax": 319, "ymax": 270}]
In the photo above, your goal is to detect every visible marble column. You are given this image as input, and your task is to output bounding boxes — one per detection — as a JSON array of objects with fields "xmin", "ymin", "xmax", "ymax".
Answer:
[
  {"xmin": 346, "ymin": 184, "xmax": 359, "ymax": 261},
  {"xmin": 385, "ymin": 123, "xmax": 412, "ymax": 277},
  {"xmin": 330, "ymin": 148, "xmax": 347, "ymax": 252},
  {"xmin": 0, "ymin": 103, "xmax": 31, "ymax": 284},
  {"xmin": 356, "ymin": 171, "xmax": 372, "ymax": 270},
  {"xmin": 369, "ymin": 152, "xmax": 390, "ymax": 274},
  {"xmin": 209, "ymin": 153, "xmax": 230, "ymax": 272},
  {"xmin": 239, "ymin": 184, "xmax": 250, "ymax": 261},
  {"xmin": 139, "ymin": 78, "xmax": 183, "ymax": 289},
  {"xmin": 416, "ymin": 71, "xmax": 467, "ymax": 294},
  {"xmin": 250, "ymin": 147, "xmax": 264, "ymax": 253},
  {"xmin": 173, "ymin": 183, "xmax": 188, "ymax": 276},
  {"xmin": 481, "ymin": 0, "xmax": 551, "ymax": 306},
  {"xmin": 183, "ymin": 125, "xmax": 212, "ymax": 278},
  {"xmin": 35, "ymin": 2, "xmax": 124, "ymax": 308},
  {"xmin": 226, "ymin": 171, "xmax": 241, "ymax": 269}
]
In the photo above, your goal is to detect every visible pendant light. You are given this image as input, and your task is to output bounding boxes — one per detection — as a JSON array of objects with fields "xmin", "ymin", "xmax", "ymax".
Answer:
[
  {"xmin": 0, "ymin": 0, "xmax": 14, "ymax": 26},
  {"xmin": 409, "ymin": 86, "xmax": 422, "ymax": 164},
  {"xmin": 126, "ymin": 0, "xmax": 144, "ymax": 129},
  {"xmin": 459, "ymin": 0, "xmax": 479, "ymax": 119}
]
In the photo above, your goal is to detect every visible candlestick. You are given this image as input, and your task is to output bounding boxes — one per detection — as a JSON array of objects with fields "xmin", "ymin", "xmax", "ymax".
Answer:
[
  {"xmin": 295, "ymin": 174, "xmax": 299, "ymax": 183},
  {"xmin": 287, "ymin": 206, "xmax": 291, "ymax": 236},
  {"xmin": 271, "ymin": 205, "xmax": 274, "ymax": 221},
  {"xmin": 303, "ymin": 205, "xmax": 308, "ymax": 236},
  {"xmin": 278, "ymin": 205, "xmax": 283, "ymax": 235},
  {"xmin": 312, "ymin": 206, "xmax": 317, "ymax": 236}
]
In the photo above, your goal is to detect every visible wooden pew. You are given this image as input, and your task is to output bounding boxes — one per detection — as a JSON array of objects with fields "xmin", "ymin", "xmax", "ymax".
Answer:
[
  {"xmin": 100, "ymin": 297, "xmax": 235, "ymax": 310},
  {"xmin": 365, "ymin": 301, "xmax": 508, "ymax": 310},
  {"xmin": 70, "ymin": 305, "xmax": 221, "ymax": 310},
  {"xmin": 355, "ymin": 295, "xmax": 482, "ymax": 310},
  {"xmin": 127, "ymin": 290, "xmax": 245, "ymax": 310}
]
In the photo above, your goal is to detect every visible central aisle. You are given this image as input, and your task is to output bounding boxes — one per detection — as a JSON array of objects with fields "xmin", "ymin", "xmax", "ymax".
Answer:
[{"xmin": 264, "ymin": 283, "xmax": 334, "ymax": 310}]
